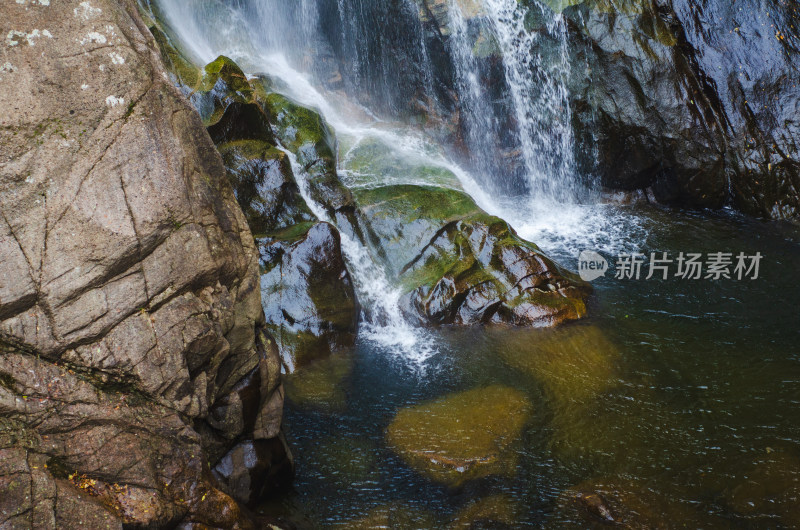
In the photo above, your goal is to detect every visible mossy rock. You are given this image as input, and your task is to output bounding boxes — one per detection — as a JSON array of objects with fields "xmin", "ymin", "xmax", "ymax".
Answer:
[
  {"xmin": 201, "ymin": 55, "xmax": 253, "ymax": 97},
  {"xmin": 342, "ymin": 137, "xmax": 463, "ymax": 190},
  {"xmin": 386, "ymin": 385, "xmax": 532, "ymax": 487},
  {"xmin": 262, "ymin": 92, "xmax": 354, "ymax": 214},
  {"xmin": 349, "ymin": 183, "xmax": 590, "ymax": 327},
  {"xmin": 492, "ymin": 324, "xmax": 620, "ymax": 402},
  {"xmin": 284, "ymin": 352, "xmax": 354, "ymax": 411},
  {"xmin": 449, "ymin": 494, "xmax": 519, "ymax": 528},
  {"xmin": 208, "ymin": 102, "xmax": 275, "ymax": 145},
  {"xmin": 262, "ymin": 92, "xmax": 336, "ymax": 161},
  {"xmin": 187, "ymin": 56, "xmax": 255, "ymax": 126},
  {"xmin": 555, "ymin": 0, "xmax": 676, "ymax": 47},
  {"xmin": 148, "ymin": 25, "xmax": 202, "ymax": 89},
  {"xmin": 353, "ymin": 184, "xmax": 481, "ymax": 277},
  {"xmin": 552, "ymin": 476, "xmax": 712, "ymax": 528},
  {"xmin": 726, "ymin": 450, "xmax": 800, "ymax": 527}
]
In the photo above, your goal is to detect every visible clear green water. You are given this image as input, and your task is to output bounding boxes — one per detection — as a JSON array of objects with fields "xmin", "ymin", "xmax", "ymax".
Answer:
[{"xmin": 260, "ymin": 206, "xmax": 800, "ymax": 528}]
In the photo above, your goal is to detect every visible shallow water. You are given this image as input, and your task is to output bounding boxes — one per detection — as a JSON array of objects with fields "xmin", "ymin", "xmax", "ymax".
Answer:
[{"xmin": 262, "ymin": 205, "xmax": 800, "ymax": 528}]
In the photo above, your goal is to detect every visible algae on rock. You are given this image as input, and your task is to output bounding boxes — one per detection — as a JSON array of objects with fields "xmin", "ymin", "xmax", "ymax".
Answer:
[{"xmin": 386, "ymin": 385, "xmax": 532, "ymax": 487}]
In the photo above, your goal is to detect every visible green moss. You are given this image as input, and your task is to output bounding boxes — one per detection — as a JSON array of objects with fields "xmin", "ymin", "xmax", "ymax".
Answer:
[
  {"xmin": 354, "ymin": 184, "xmax": 478, "ymax": 225},
  {"xmin": 342, "ymin": 138, "xmax": 462, "ymax": 189},
  {"xmin": 263, "ymin": 92, "xmax": 336, "ymax": 159},
  {"xmin": 217, "ymin": 139, "xmax": 274, "ymax": 161},
  {"xmin": 149, "ymin": 25, "xmax": 202, "ymax": 88},
  {"xmin": 265, "ymin": 221, "xmax": 317, "ymax": 241},
  {"xmin": 201, "ymin": 55, "xmax": 253, "ymax": 96},
  {"xmin": 386, "ymin": 385, "xmax": 532, "ymax": 487}
]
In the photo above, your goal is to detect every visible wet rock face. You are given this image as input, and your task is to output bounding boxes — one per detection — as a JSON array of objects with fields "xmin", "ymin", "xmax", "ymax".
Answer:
[
  {"xmin": 219, "ymin": 140, "xmax": 317, "ymax": 238},
  {"xmin": 563, "ymin": 0, "xmax": 800, "ymax": 219},
  {"xmin": 260, "ymin": 222, "xmax": 358, "ymax": 371},
  {"xmin": 353, "ymin": 185, "xmax": 591, "ymax": 327},
  {"xmin": 555, "ymin": 476, "xmax": 712, "ymax": 528},
  {"xmin": 0, "ymin": 0, "xmax": 290, "ymax": 526},
  {"xmin": 146, "ymin": 43, "xmax": 360, "ymax": 371}
]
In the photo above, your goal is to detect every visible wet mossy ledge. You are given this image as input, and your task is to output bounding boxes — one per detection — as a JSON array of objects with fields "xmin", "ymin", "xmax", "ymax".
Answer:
[{"xmin": 145, "ymin": 12, "xmax": 592, "ymax": 373}]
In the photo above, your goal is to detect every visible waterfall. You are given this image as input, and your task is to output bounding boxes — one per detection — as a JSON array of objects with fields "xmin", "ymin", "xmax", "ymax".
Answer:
[
  {"xmin": 155, "ymin": 0, "xmax": 587, "ymax": 202},
  {"xmin": 447, "ymin": 1, "xmax": 503, "ymax": 182},
  {"xmin": 151, "ymin": 0, "xmax": 638, "ymax": 363},
  {"xmin": 482, "ymin": 0, "xmax": 579, "ymax": 202}
]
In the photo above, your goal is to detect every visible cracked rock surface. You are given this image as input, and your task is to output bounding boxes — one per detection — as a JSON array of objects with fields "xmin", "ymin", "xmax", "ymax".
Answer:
[{"xmin": 0, "ymin": 0, "xmax": 291, "ymax": 527}]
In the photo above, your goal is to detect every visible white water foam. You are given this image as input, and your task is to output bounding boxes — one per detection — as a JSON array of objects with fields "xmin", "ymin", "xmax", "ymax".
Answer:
[
  {"xmin": 276, "ymin": 147, "xmax": 437, "ymax": 368},
  {"xmin": 153, "ymin": 0, "xmax": 648, "ymax": 368}
]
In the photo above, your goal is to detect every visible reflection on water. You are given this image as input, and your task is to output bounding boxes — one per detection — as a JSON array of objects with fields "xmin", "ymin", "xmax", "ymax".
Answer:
[{"xmin": 261, "ymin": 206, "xmax": 800, "ymax": 528}]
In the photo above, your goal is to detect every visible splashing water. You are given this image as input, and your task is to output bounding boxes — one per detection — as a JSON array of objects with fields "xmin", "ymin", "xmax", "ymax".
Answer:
[
  {"xmin": 152, "ymin": 0, "xmax": 648, "ymax": 367},
  {"xmin": 276, "ymin": 147, "xmax": 438, "ymax": 368}
]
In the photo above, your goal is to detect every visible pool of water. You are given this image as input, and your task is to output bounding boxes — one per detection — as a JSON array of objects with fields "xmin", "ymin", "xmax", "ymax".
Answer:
[{"xmin": 259, "ymin": 205, "xmax": 800, "ymax": 528}]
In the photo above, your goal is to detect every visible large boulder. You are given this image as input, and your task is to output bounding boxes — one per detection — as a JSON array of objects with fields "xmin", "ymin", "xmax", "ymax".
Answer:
[
  {"xmin": 560, "ymin": 0, "xmax": 800, "ymax": 220},
  {"xmin": 353, "ymin": 184, "xmax": 591, "ymax": 326},
  {"xmin": 0, "ymin": 0, "xmax": 290, "ymax": 526},
  {"xmin": 260, "ymin": 222, "xmax": 358, "ymax": 371}
]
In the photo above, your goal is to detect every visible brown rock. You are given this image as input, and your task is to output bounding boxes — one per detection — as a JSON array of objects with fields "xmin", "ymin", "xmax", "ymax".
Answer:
[{"xmin": 0, "ymin": 0, "xmax": 289, "ymax": 526}]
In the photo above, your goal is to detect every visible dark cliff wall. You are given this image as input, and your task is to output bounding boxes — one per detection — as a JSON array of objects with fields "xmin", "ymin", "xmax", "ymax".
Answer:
[{"xmin": 564, "ymin": 0, "xmax": 800, "ymax": 220}]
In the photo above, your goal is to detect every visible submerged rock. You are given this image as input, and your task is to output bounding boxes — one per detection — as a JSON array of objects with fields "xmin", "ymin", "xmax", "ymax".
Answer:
[
  {"xmin": 283, "ymin": 348, "xmax": 354, "ymax": 411},
  {"xmin": 308, "ymin": 435, "xmax": 381, "ymax": 488},
  {"xmin": 449, "ymin": 494, "xmax": 520, "ymax": 528},
  {"xmin": 554, "ymin": 476, "xmax": 707, "ymax": 529},
  {"xmin": 491, "ymin": 324, "xmax": 648, "ymax": 466},
  {"xmin": 386, "ymin": 386, "xmax": 532, "ymax": 487},
  {"xmin": 493, "ymin": 325, "xmax": 620, "ymax": 402},
  {"xmin": 725, "ymin": 450, "xmax": 800, "ymax": 527}
]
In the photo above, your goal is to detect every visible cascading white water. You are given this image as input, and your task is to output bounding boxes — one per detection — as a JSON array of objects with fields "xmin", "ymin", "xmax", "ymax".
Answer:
[
  {"xmin": 152, "ymin": 0, "xmax": 647, "ymax": 365},
  {"xmin": 277, "ymin": 146, "xmax": 436, "ymax": 366},
  {"xmin": 448, "ymin": 1, "xmax": 503, "ymax": 181},
  {"xmin": 482, "ymin": 0, "xmax": 579, "ymax": 202}
]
